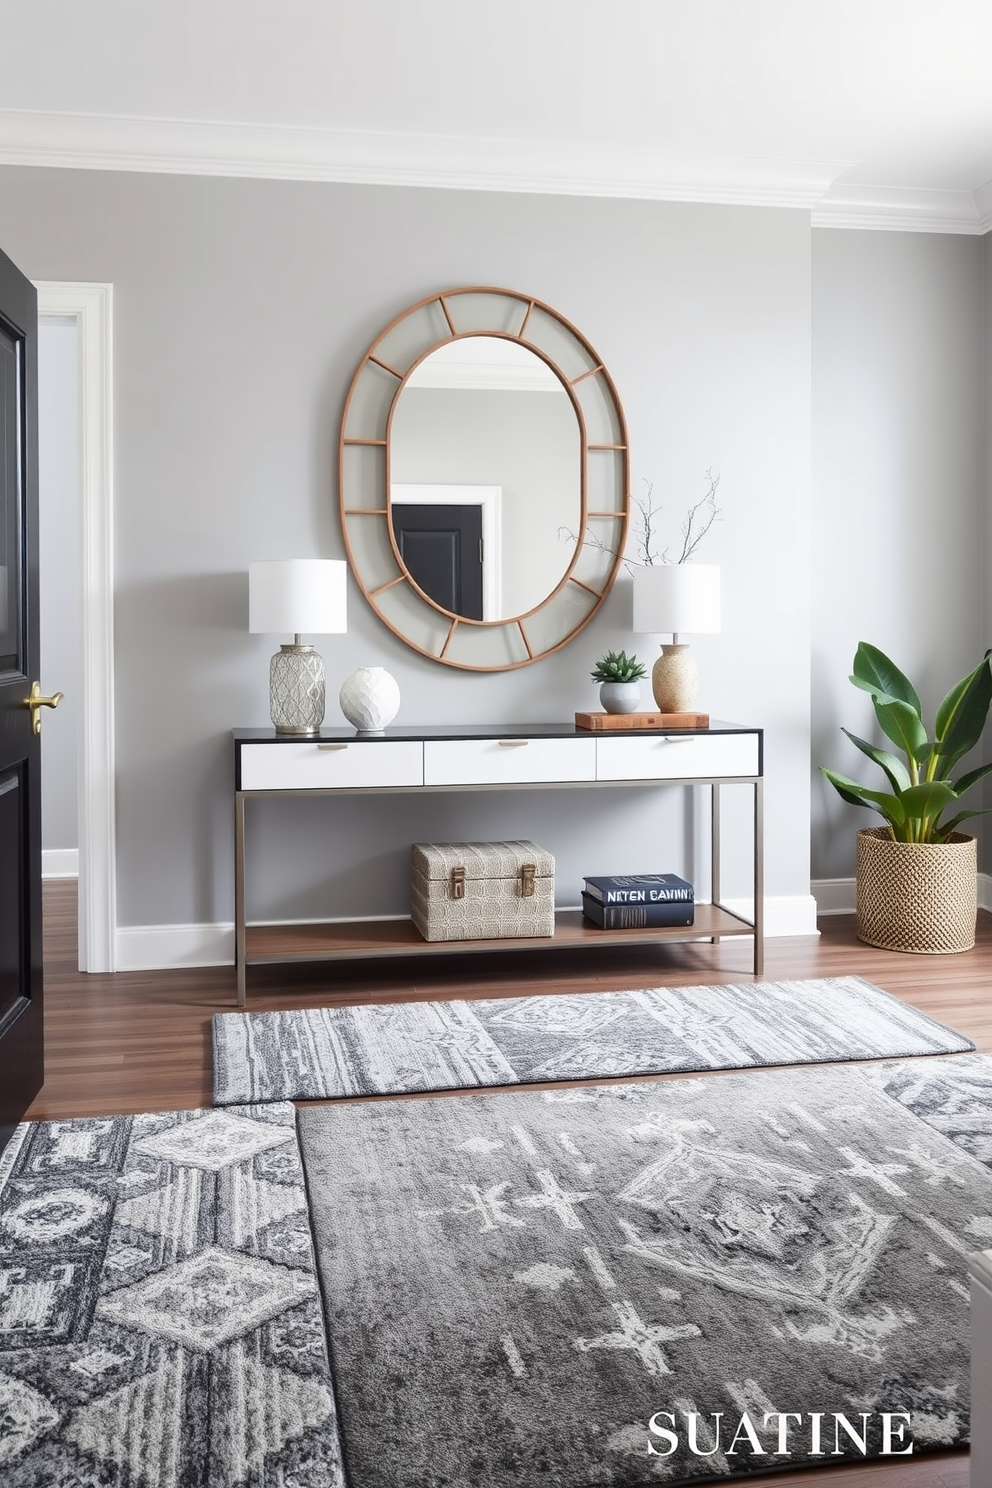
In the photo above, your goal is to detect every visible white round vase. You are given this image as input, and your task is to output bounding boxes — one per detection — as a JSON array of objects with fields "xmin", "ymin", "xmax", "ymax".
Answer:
[{"xmin": 339, "ymin": 667, "xmax": 400, "ymax": 734}]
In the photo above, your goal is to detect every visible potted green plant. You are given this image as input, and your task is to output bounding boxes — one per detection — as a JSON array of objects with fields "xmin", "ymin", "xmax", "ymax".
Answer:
[
  {"xmin": 591, "ymin": 650, "xmax": 647, "ymax": 715},
  {"xmin": 821, "ymin": 642, "xmax": 992, "ymax": 953}
]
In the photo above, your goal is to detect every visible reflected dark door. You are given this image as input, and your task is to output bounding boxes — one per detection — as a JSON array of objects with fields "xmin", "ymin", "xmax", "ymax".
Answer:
[
  {"xmin": 392, "ymin": 503, "xmax": 484, "ymax": 620},
  {"xmin": 0, "ymin": 245, "xmax": 42, "ymax": 1156}
]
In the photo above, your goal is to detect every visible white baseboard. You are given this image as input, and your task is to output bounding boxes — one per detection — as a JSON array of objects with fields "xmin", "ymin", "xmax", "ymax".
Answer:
[
  {"xmin": 42, "ymin": 848, "xmax": 79, "ymax": 879},
  {"xmin": 719, "ymin": 894, "xmax": 820, "ymax": 938},
  {"xmin": 115, "ymin": 922, "xmax": 236, "ymax": 971},
  {"xmin": 810, "ymin": 878, "xmax": 857, "ymax": 916},
  {"xmin": 114, "ymin": 894, "xmax": 820, "ymax": 971},
  {"xmin": 813, "ymin": 872, "xmax": 992, "ymax": 917}
]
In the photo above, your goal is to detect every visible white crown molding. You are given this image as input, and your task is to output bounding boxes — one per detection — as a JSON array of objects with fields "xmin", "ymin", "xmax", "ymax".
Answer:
[
  {"xmin": 4, "ymin": 108, "xmax": 990, "ymax": 234},
  {"xmin": 0, "ymin": 106, "xmax": 847, "ymax": 209},
  {"xmin": 975, "ymin": 178, "xmax": 992, "ymax": 234},
  {"xmin": 812, "ymin": 182, "xmax": 989, "ymax": 235}
]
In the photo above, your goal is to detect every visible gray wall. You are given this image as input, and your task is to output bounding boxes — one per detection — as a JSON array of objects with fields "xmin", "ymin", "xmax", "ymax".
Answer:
[
  {"xmin": 38, "ymin": 317, "xmax": 79, "ymax": 854},
  {"xmin": 0, "ymin": 169, "xmax": 812, "ymax": 929},
  {"xmin": 810, "ymin": 229, "xmax": 987, "ymax": 881}
]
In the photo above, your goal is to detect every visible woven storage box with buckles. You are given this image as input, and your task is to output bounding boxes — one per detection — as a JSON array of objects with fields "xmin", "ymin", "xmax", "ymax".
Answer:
[{"xmin": 410, "ymin": 840, "xmax": 555, "ymax": 942}]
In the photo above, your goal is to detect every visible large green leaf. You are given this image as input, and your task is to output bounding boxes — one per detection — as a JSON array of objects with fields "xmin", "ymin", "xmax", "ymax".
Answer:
[
  {"xmin": 872, "ymin": 697, "xmax": 929, "ymax": 763},
  {"xmin": 935, "ymin": 806, "xmax": 992, "ymax": 837},
  {"xmin": 820, "ymin": 768, "xmax": 905, "ymax": 824},
  {"xmin": 840, "ymin": 729, "xmax": 912, "ymax": 793},
  {"xmin": 850, "ymin": 643, "xmax": 922, "ymax": 714},
  {"xmin": 933, "ymin": 653, "xmax": 992, "ymax": 771},
  {"xmin": 953, "ymin": 759, "xmax": 992, "ymax": 795},
  {"xmin": 898, "ymin": 781, "xmax": 957, "ymax": 820}
]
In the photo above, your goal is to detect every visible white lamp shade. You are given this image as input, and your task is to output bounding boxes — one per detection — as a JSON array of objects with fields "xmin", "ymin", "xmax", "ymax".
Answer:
[
  {"xmin": 632, "ymin": 563, "xmax": 721, "ymax": 635},
  {"xmin": 249, "ymin": 559, "xmax": 347, "ymax": 635}
]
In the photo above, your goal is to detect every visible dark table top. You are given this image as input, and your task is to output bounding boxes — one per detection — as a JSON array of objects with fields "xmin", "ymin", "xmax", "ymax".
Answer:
[{"xmin": 233, "ymin": 721, "xmax": 761, "ymax": 743}]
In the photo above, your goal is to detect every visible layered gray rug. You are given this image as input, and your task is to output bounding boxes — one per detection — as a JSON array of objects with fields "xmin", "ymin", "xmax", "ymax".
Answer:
[
  {"xmin": 0, "ymin": 1104, "xmax": 344, "ymax": 1488},
  {"xmin": 212, "ymin": 975, "xmax": 973, "ymax": 1104},
  {"xmin": 299, "ymin": 1054, "xmax": 991, "ymax": 1487}
]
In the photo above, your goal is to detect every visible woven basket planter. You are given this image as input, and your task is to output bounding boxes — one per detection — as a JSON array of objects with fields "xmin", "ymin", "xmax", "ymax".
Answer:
[{"xmin": 856, "ymin": 827, "xmax": 977, "ymax": 954}]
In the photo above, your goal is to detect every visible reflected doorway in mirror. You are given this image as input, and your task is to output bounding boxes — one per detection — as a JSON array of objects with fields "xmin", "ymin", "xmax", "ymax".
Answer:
[{"xmin": 391, "ymin": 484, "xmax": 500, "ymax": 620}]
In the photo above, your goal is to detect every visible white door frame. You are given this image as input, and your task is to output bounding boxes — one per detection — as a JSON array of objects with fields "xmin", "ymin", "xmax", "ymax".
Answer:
[{"xmin": 35, "ymin": 282, "xmax": 116, "ymax": 972}]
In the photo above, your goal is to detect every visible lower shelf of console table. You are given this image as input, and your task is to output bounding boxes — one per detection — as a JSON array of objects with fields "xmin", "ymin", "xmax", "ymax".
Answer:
[{"xmin": 244, "ymin": 905, "xmax": 755, "ymax": 969}]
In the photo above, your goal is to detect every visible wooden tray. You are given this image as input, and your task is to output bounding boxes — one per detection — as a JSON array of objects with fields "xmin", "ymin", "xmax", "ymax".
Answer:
[{"xmin": 575, "ymin": 710, "xmax": 710, "ymax": 731}]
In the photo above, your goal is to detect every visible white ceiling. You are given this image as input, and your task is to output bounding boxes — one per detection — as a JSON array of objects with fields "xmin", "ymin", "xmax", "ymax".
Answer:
[{"xmin": 1, "ymin": 0, "xmax": 991, "ymax": 231}]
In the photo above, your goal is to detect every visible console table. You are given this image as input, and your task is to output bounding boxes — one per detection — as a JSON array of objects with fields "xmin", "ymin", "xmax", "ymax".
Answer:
[{"xmin": 233, "ymin": 722, "xmax": 763, "ymax": 1007}]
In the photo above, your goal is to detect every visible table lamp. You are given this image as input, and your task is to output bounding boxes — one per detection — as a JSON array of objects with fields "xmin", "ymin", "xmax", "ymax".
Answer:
[
  {"xmin": 632, "ymin": 563, "xmax": 721, "ymax": 713},
  {"xmin": 249, "ymin": 559, "xmax": 347, "ymax": 734}
]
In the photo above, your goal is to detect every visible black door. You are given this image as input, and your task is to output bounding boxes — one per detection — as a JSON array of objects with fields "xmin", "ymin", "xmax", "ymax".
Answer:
[
  {"xmin": 392, "ymin": 503, "xmax": 484, "ymax": 619},
  {"xmin": 0, "ymin": 245, "xmax": 43, "ymax": 1156}
]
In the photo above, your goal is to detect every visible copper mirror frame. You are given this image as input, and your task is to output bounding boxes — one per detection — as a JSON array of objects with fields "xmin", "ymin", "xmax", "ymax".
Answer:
[{"xmin": 338, "ymin": 286, "xmax": 630, "ymax": 671}]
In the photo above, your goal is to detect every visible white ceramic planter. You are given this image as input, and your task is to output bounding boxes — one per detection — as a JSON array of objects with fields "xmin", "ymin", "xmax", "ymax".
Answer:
[
  {"xmin": 599, "ymin": 681, "xmax": 641, "ymax": 714},
  {"xmin": 339, "ymin": 667, "xmax": 401, "ymax": 734}
]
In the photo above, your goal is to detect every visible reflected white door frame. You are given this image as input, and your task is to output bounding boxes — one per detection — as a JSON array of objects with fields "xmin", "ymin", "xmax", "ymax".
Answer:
[
  {"xmin": 35, "ymin": 282, "xmax": 116, "ymax": 973},
  {"xmin": 391, "ymin": 483, "xmax": 503, "ymax": 620}
]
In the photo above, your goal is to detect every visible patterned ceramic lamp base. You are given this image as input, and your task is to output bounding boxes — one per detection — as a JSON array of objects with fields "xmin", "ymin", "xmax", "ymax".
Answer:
[
  {"xmin": 270, "ymin": 644, "xmax": 326, "ymax": 734},
  {"xmin": 651, "ymin": 643, "xmax": 699, "ymax": 712}
]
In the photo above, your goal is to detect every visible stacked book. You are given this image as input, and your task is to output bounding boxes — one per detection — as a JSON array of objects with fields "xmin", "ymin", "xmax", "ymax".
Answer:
[{"xmin": 581, "ymin": 872, "xmax": 694, "ymax": 930}]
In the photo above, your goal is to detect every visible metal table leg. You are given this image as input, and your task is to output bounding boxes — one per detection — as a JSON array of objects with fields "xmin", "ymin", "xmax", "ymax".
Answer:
[
  {"xmin": 753, "ymin": 777, "xmax": 764, "ymax": 976},
  {"xmin": 235, "ymin": 791, "xmax": 247, "ymax": 1007},
  {"xmin": 711, "ymin": 782, "xmax": 721, "ymax": 910}
]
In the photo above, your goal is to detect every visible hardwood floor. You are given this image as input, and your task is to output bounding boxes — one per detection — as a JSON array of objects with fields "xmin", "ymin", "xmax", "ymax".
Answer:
[{"xmin": 27, "ymin": 880, "xmax": 981, "ymax": 1487}]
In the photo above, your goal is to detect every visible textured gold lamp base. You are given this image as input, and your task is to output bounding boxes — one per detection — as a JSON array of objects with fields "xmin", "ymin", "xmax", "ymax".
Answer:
[{"xmin": 651, "ymin": 643, "xmax": 699, "ymax": 713}]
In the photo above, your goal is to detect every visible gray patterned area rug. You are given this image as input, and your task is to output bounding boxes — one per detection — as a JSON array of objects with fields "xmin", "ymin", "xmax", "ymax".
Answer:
[
  {"xmin": 0, "ymin": 1104, "xmax": 344, "ymax": 1488},
  {"xmin": 298, "ymin": 1055, "xmax": 990, "ymax": 1488},
  {"xmin": 212, "ymin": 975, "xmax": 973, "ymax": 1105}
]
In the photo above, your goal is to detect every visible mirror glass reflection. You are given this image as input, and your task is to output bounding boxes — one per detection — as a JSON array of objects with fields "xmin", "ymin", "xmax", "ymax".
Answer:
[{"xmin": 389, "ymin": 336, "xmax": 581, "ymax": 620}]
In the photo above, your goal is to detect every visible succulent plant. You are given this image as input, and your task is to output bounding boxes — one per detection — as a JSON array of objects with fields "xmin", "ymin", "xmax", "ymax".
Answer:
[{"xmin": 590, "ymin": 650, "xmax": 647, "ymax": 684}]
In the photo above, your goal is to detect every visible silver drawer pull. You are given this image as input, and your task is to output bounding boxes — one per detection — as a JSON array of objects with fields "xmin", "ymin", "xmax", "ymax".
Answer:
[
  {"xmin": 498, "ymin": 739, "xmax": 529, "ymax": 747},
  {"xmin": 662, "ymin": 735, "xmax": 694, "ymax": 743},
  {"xmin": 317, "ymin": 743, "xmax": 349, "ymax": 751}
]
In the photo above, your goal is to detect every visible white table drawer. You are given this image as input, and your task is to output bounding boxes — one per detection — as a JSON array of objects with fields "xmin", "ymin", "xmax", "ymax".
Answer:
[
  {"xmin": 596, "ymin": 733, "xmax": 758, "ymax": 782},
  {"xmin": 424, "ymin": 737, "xmax": 597, "ymax": 787},
  {"xmin": 240, "ymin": 740, "xmax": 424, "ymax": 791}
]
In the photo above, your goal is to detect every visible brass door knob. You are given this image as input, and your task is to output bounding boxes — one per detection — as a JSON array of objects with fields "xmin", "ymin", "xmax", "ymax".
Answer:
[{"xmin": 26, "ymin": 681, "xmax": 64, "ymax": 735}]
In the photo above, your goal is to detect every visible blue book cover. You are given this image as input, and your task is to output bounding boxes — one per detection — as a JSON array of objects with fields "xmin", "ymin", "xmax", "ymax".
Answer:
[
  {"xmin": 583, "ymin": 872, "xmax": 694, "ymax": 905},
  {"xmin": 581, "ymin": 891, "xmax": 695, "ymax": 929}
]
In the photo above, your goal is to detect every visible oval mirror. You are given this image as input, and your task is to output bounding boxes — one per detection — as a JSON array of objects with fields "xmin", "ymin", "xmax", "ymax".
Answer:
[{"xmin": 340, "ymin": 287, "xmax": 629, "ymax": 671}]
